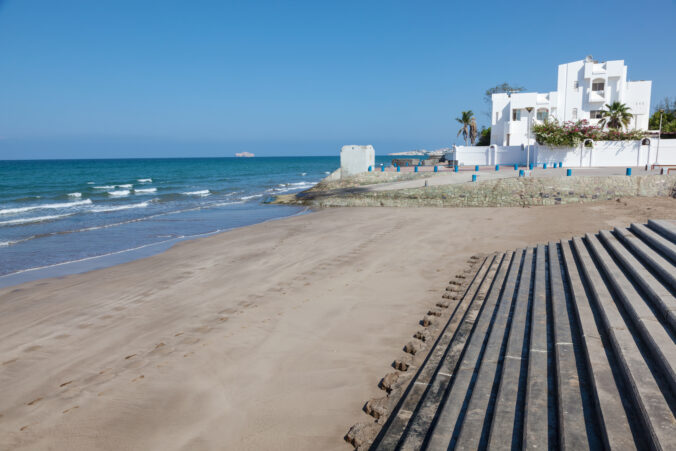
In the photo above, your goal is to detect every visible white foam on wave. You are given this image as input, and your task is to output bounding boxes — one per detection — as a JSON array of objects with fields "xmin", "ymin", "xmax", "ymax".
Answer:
[
  {"xmin": 240, "ymin": 194, "xmax": 263, "ymax": 200},
  {"xmin": 182, "ymin": 190, "xmax": 211, "ymax": 197},
  {"xmin": 107, "ymin": 190, "xmax": 130, "ymax": 197},
  {"xmin": 134, "ymin": 188, "xmax": 157, "ymax": 195},
  {"xmin": 268, "ymin": 181, "xmax": 316, "ymax": 194},
  {"xmin": 93, "ymin": 185, "xmax": 116, "ymax": 190},
  {"xmin": 117, "ymin": 184, "xmax": 133, "ymax": 189},
  {"xmin": 0, "ymin": 214, "xmax": 73, "ymax": 227},
  {"xmin": 0, "ymin": 199, "xmax": 92, "ymax": 216},
  {"xmin": 301, "ymin": 172, "xmax": 307, "ymax": 176},
  {"xmin": 87, "ymin": 182, "xmax": 95, "ymax": 185},
  {"xmin": 91, "ymin": 201, "xmax": 149, "ymax": 213},
  {"xmin": 137, "ymin": 178, "xmax": 152, "ymax": 183},
  {"xmin": 68, "ymin": 192, "xmax": 82, "ymax": 198}
]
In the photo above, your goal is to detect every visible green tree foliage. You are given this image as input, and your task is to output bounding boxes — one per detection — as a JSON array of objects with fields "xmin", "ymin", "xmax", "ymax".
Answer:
[
  {"xmin": 476, "ymin": 127, "xmax": 491, "ymax": 146},
  {"xmin": 484, "ymin": 83, "xmax": 526, "ymax": 105},
  {"xmin": 649, "ymin": 97, "xmax": 676, "ymax": 134}
]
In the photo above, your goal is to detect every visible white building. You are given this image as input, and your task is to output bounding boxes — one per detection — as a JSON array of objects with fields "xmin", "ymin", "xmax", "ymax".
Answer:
[{"xmin": 490, "ymin": 56, "xmax": 652, "ymax": 146}]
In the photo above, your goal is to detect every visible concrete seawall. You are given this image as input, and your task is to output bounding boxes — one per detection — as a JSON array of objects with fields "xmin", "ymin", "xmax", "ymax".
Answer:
[{"xmin": 274, "ymin": 174, "xmax": 676, "ymax": 208}]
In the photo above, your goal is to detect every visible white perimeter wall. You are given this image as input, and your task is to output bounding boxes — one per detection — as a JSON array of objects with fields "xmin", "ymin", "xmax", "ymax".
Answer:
[{"xmin": 452, "ymin": 140, "xmax": 676, "ymax": 168}]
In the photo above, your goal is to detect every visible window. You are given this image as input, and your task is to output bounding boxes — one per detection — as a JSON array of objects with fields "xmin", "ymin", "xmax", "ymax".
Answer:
[
  {"xmin": 536, "ymin": 109, "xmax": 548, "ymax": 121},
  {"xmin": 495, "ymin": 112, "xmax": 499, "ymax": 122},
  {"xmin": 512, "ymin": 109, "xmax": 521, "ymax": 121},
  {"xmin": 590, "ymin": 110, "xmax": 604, "ymax": 119},
  {"xmin": 592, "ymin": 81, "xmax": 605, "ymax": 92},
  {"xmin": 573, "ymin": 80, "xmax": 579, "ymax": 89},
  {"xmin": 572, "ymin": 108, "xmax": 578, "ymax": 120}
]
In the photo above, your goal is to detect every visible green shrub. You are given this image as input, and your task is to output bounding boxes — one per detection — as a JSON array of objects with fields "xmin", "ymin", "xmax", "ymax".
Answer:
[{"xmin": 532, "ymin": 119, "xmax": 645, "ymax": 147}]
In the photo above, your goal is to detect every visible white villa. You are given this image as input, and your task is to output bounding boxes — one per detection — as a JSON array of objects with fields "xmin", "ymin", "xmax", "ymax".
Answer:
[{"xmin": 490, "ymin": 56, "xmax": 652, "ymax": 146}]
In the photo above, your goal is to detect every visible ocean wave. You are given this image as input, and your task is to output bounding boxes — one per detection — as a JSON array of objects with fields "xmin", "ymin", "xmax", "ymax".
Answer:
[
  {"xmin": 117, "ymin": 184, "xmax": 133, "ymax": 189},
  {"xmin": 0, "ymin": 199, "xmax": 92, "ymax": 216},
  {"xmin": 182, "ymin": 190, "xmax": 210, "ymax": 197},
  {"xmin": 134, "ymin": 188, "xmax": 157, "ymax": 195},
  {"xmin": 91, "ymin": 201, "xmax": 149, "ymax": 213},
  {"xmin": 107, "ymin": 190, "xmax": 130, "ymax": 197},
  {"xmin": 93, "ymin": 185, "xmax": 116, "ymax": 190},
  {"xmin": 87, "ymin": 182, "xmax": 94, "ymax": 184},
  {"xmin": 68, "ymin": 192, "xmax": 82, "ymax": 198},
  {"xmin": 0, "ymin": 214, "xmax": 73, "ymax": 226},
  {"xmin": 137, "ymin": 178, "xmax": 152, "ymax": 183},
  {"xmin": 301, "ymin": 172, "xmax": 307, "ymax": 176}
]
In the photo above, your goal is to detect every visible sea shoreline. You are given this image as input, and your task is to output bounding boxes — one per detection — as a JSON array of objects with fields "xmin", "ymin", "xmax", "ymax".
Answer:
[
  {"xmin": 0, "ymin": 205, "xmax": 312, "ymax": 289},
  {"xmin": 2, "ymin": 198, "xmax": 676, "ymax": 450}
]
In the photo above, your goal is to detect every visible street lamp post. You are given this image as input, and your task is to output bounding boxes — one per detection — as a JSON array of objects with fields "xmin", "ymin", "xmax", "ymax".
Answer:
[
  {"xmin": 656, "ymin": 109, "xmax": 664, "ymax": 167},
  {"xmin": 525, "ymin": 107, "xmax": 534, "ymax": 169}
]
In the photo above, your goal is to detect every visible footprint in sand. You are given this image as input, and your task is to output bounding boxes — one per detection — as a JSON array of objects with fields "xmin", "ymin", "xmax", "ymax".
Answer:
[
  {"xmin": 2, "ymin": 358, "xmax": 18, "ymax": 366},
  {"xmin": 59, "ymin": 381, "xmax": 73, "ymax": 388},
  {"xmin": 62, "ymin": 406, "xmax": 79, "ymax": 414},
  {"xmin": 27, "ymin": 397, "xmax": 42, "ymax": 406},
  {"xmin": 24, "ymin": 345, "xmax": 41, "ymax": 353},
  {"xmin": 54, "ymin": 334, "xmax": 70, "ymax": 340}
]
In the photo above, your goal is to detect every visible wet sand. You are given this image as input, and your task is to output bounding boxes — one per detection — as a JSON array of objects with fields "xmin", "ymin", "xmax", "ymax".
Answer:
[{"xmin": 1, "ymin": 197, "xmax": 675, "ymax": 450}]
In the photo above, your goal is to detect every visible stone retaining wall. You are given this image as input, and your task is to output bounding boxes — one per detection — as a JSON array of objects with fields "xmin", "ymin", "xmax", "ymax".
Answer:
[{"xmin": 274, "ymin": 174, "xmax": 676, "ymax": 208}]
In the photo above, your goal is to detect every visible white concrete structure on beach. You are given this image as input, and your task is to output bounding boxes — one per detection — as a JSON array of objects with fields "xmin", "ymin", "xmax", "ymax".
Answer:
[
  {"xmin": 491, "ymin": 56, "xmax": 652, "ymax": 146},
  {"xmin": 340, "ymin": 145, "xmax": 375, "ymax": 178}
]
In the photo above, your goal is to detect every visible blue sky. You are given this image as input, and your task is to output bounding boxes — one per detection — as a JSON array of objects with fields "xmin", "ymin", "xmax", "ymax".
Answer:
[{"xmin": 1, "ymin": 0, "xmax": 674, "ymax": 159}]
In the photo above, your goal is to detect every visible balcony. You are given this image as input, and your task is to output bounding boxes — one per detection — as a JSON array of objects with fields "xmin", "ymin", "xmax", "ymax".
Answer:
[{"xmin": 589, "ymin": 90, "xmax": 606, "ymax": 103}]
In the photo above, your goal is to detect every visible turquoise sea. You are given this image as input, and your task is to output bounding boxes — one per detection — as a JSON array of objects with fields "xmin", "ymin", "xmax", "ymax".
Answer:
[{"xmin": 0, "ymin": 156, "xmax": 391, "ymax": 282}]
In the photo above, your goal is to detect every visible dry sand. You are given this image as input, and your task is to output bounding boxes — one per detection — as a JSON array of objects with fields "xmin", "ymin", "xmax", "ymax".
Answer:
[{"xmin": 1, "ymin": 197, "xmax": 675, "ymax": 450}]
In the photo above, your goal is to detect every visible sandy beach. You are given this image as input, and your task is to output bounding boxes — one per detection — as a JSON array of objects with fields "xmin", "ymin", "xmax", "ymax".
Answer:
[{"xmin": 1, "ymin": 198, "xmax": 675, "ymax": 451}]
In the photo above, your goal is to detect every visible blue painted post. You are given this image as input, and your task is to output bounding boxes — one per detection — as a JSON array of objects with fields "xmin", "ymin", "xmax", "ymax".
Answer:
[
  {"xmin": 368, "ymin": 166, "xmax": 372, "ymax": 172},
  {"xmin": 543, "ymin": 163, "xmax": 547, "ymax": 169},
  {"xmin": 434, "ymin": 165, "xmax": 438, "ymax": 172},
  {"xmin": 472, "ymin": 174, "xmax": 477, "ymax": 182},
  {"xmin": 626, "ymin": 168, "xmax": 632, "ymax": 176},
  {"xmin": 567, "ymin": 169, "xmax": 572, "ymax": 176},
  {"xmin": 475, "ymin": 165, "xmax": 479, "ymax": 172},
  {"xmin": 397, "ymin": 165, "xmax": 401, "ymax": 172},
  {"xmin": 529, "ymin": 163, "xmax": 533, "ymax": 170},
  {"xmin": 495, "ymin": 165, "xmax": 499, "ymax": 171},
  {"xmin": 381, "ymin": 165, "xmax": 385, "ymax": 172},
  {"xmin": 519, "ymin": 169, "xmax": 525, "ymax": 177},
  {"xmin": 559, "ymin": 162, "xmax": 563, "ymax": 167},
  {"xmin": 406, "ymin": 162, "xmax": 409, "ymax": 167},
  {"xmin": 454, "ymin": 165, "xmax": 458, "ymax": 173},
  {"xmin": 414, "ymin": 166, "xmax": 418, "ymax": 173},
  {"xmin": 514, "ymin": 164, "xmax": 518, "ymax": 171}
]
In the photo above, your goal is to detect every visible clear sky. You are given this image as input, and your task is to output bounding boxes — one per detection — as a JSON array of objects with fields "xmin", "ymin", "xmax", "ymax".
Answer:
[{"xmin": 1, "ymin": 0, "xmax": 674, "ymax": 159}]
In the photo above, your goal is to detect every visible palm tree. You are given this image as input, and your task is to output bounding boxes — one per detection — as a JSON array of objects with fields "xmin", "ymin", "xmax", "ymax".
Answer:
[
  {"xmin": 599, "ymin": 102, "xmax": 633, "ymax": 130},
  {"xmin": 469, "ymin": 117, "xmax": 478, "ymax": 145},
  {"xmin": 456, "ymin": 110, "xmax": 474, "ymax": 145}
]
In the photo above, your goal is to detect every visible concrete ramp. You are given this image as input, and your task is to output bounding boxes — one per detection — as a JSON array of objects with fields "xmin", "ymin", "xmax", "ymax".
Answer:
[{"xmin": 370, "ymin": 220, "xmax": 676, "ymax": 450}]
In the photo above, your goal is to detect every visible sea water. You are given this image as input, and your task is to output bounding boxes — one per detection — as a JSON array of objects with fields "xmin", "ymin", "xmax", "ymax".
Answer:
[{"xmin": 0, "ymin": 156, "xmax": 391, "ymax": 281}]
